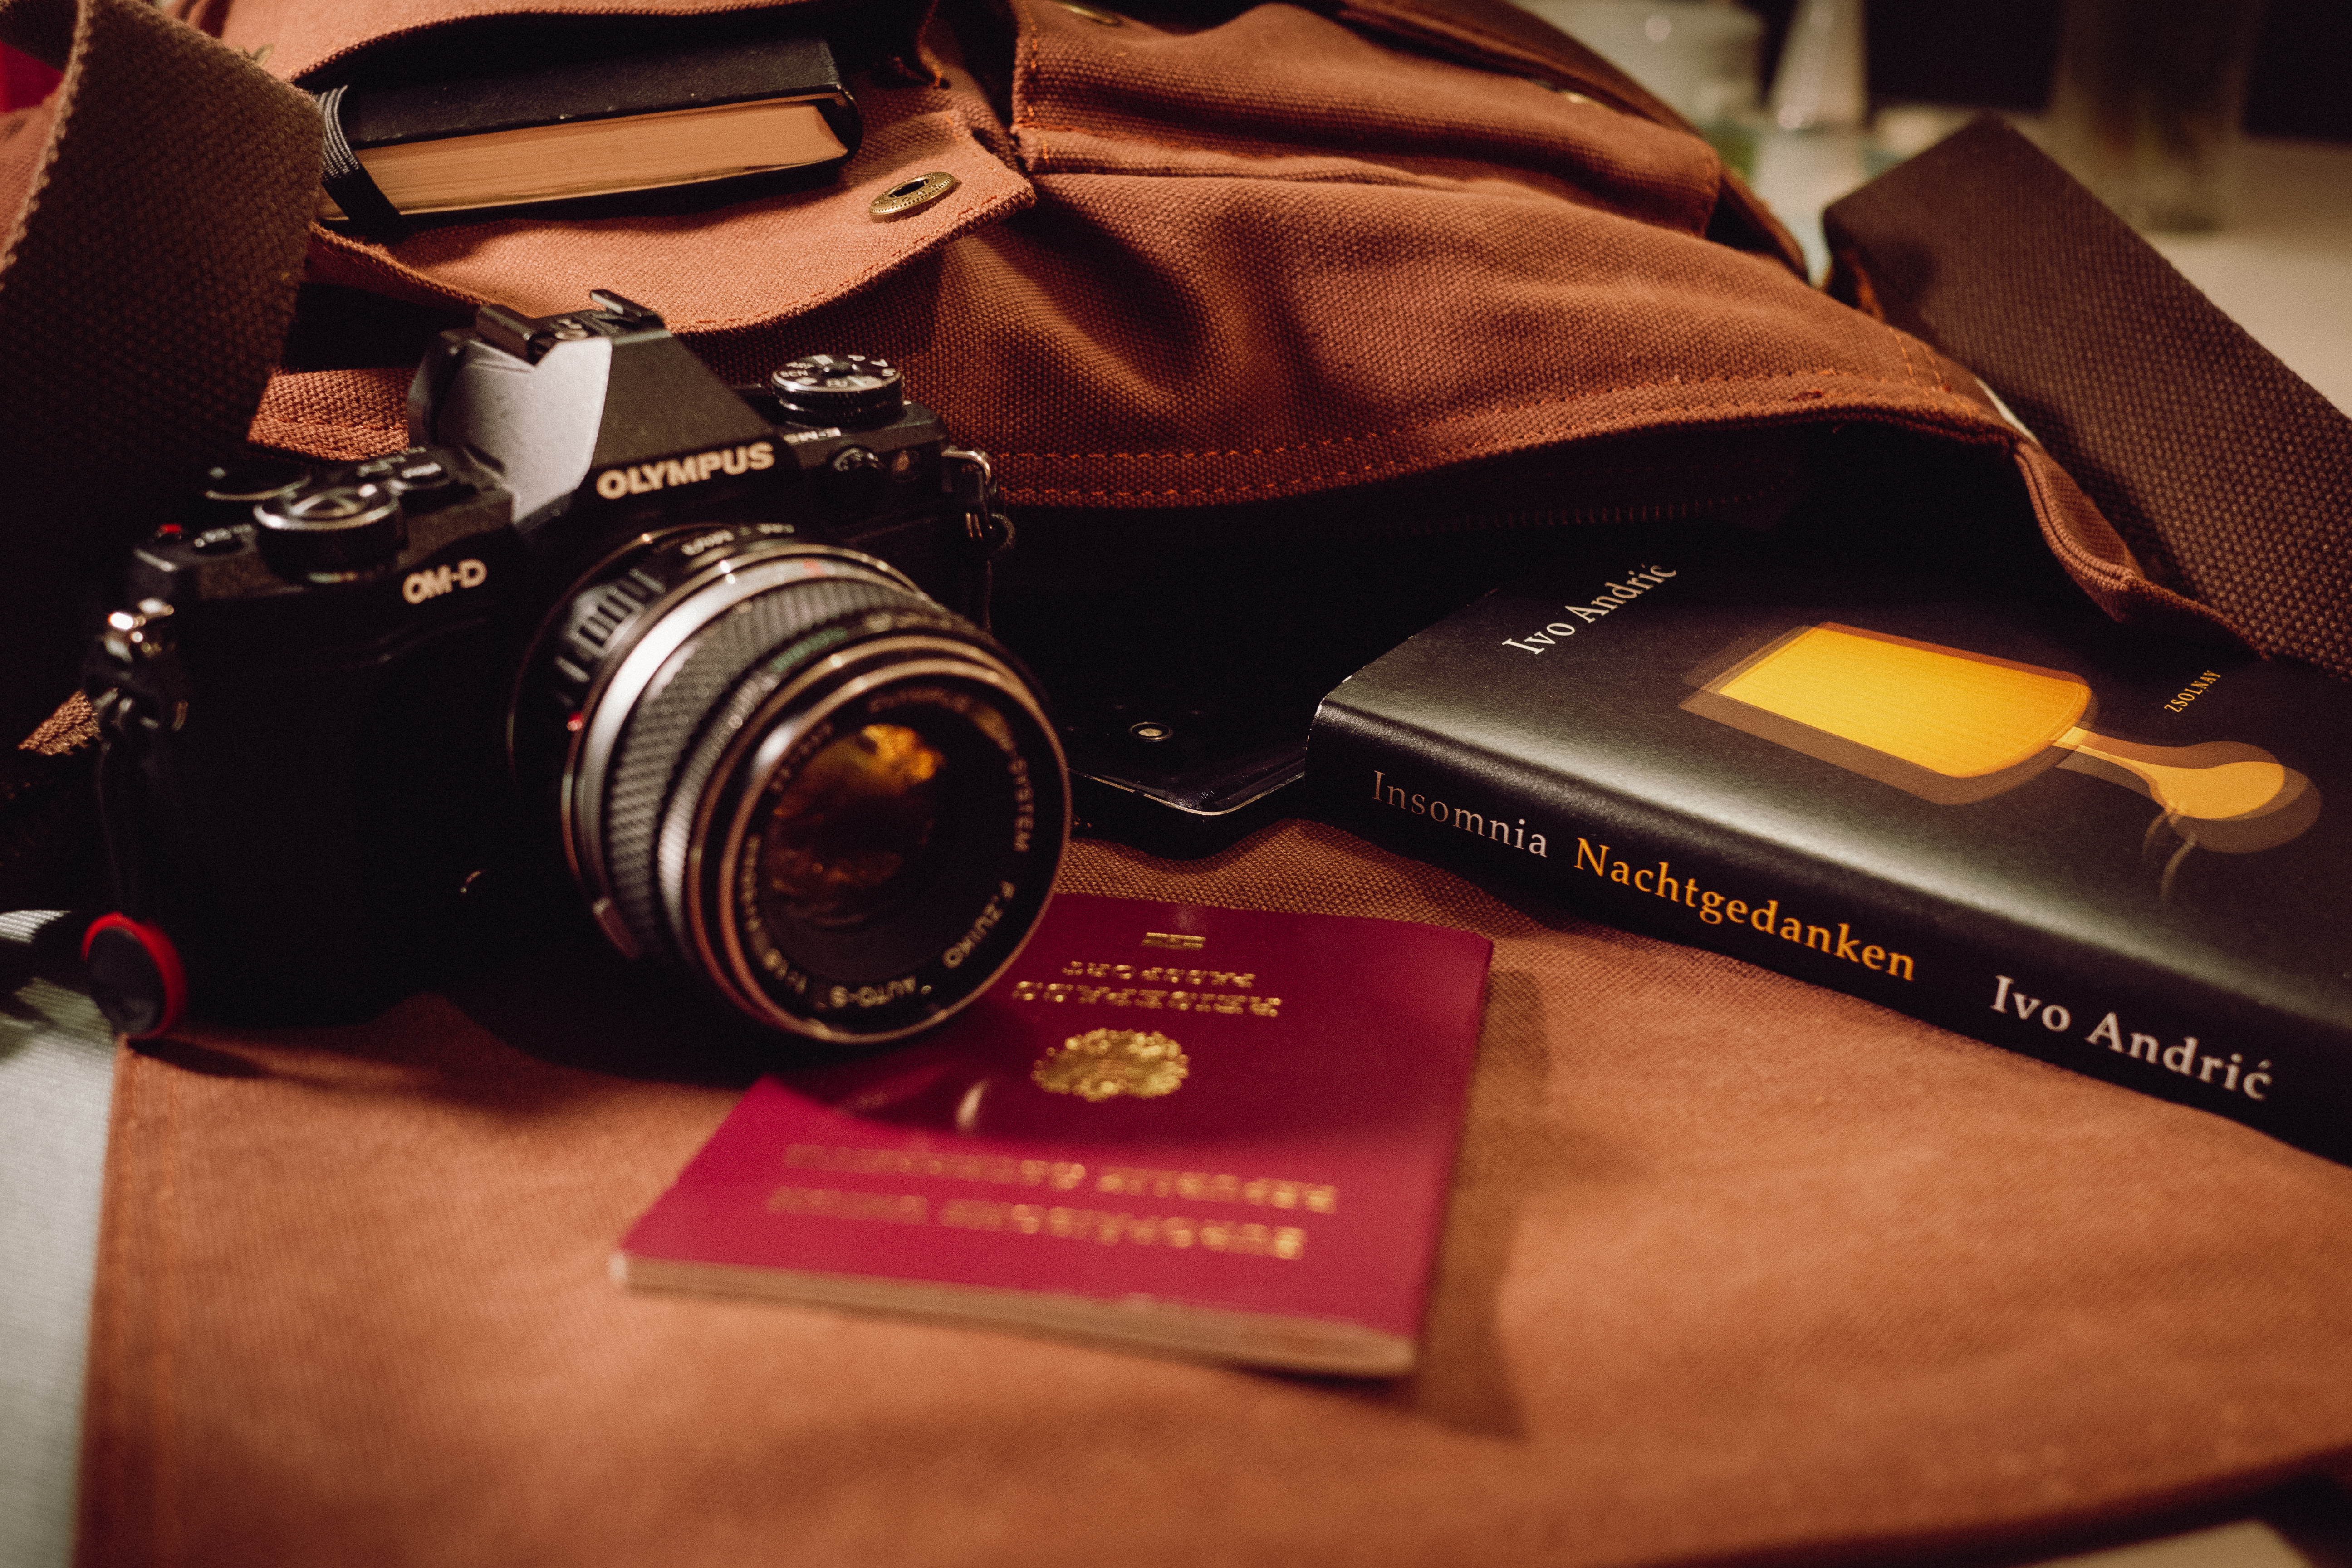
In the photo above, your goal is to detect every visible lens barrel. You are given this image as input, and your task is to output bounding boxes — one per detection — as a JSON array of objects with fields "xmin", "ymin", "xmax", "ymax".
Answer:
[{"xmin": 519, "ymin": 529, "xmax": 1067, "ymax": 1043}]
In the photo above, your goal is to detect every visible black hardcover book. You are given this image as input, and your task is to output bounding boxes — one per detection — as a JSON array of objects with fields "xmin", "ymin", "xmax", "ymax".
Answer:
[
  {"xmin": 1310, "ymin": 524, "xmax": 2352, "ymax": 1161},
  {"xmin": 317, "ymin": 33, "xmax": 859, "ymax": 228}
]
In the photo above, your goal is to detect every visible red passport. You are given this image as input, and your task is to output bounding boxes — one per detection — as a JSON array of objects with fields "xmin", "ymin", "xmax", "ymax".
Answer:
[{"xmin": 616, "ymin": 894, "xmax": 1493, "ymax": 1374}]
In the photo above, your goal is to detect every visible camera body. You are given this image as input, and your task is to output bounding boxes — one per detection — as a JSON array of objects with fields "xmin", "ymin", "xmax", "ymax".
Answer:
[{"xmin": 88, "ymin": 292, "xmax": 1067, "ymax": 1039}]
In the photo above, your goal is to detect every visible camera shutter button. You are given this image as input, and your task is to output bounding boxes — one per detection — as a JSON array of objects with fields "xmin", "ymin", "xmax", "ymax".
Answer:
[{"xmin": 253, "ymin": 480, "xmax": 407, "ymax": 580}]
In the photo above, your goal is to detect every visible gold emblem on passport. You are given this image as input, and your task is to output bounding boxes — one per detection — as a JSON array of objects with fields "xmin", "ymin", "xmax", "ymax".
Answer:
[{"xmin": 1033, "ymin": 1029, "xmax": 1190, "ymax": 1102}]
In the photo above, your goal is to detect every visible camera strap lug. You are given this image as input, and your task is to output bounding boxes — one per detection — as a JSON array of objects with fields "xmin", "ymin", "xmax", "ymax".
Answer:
[
  {"xmin": 101, "ymin": 598, "xmax": 176, "ymax": 664},
  {"xmin": 944, "ymin": 446, "xmax": 1014, "ymax": 559},
  {"xmin": 93, "ymin": 600, "xmax": 190, "ymax": 737}
]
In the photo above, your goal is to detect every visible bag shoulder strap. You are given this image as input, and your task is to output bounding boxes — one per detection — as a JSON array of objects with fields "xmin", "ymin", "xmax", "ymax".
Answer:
[
  {"xmin": 1826, "ymin": 117, "xmax": 2352, "ymax": 682},
  {"xmin": 0, "ymin": 0, "xmax": 320, "ymax": 744}
]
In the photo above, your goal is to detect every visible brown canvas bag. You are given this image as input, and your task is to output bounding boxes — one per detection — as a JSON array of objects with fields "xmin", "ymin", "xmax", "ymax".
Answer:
[
  {"xmin": 3, "ymin": 0, "xmax": 2291, "ymax": 901},
  {"xmin": 8, "ymin": 1, "xmax": 2352, "ymax": 1563},
  {"xmin": 1, "ymin": 0, "xmax": 2274, "ymax": 753}
]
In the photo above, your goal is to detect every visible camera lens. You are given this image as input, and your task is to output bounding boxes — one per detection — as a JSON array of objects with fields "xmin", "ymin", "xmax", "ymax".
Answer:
[
  {"xmin": 519, "ymin": 531, "xmax": 1067, "ymax": 1044},
  {"xmin": 755, "ymin": 722, "xmax": 945, "ymax": 924}
]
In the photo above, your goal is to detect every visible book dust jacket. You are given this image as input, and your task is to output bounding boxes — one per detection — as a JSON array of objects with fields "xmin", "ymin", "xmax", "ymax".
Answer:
[{"xmin": 1313, "ymin": 525, "xmax": 2352, "ymax": 1160}]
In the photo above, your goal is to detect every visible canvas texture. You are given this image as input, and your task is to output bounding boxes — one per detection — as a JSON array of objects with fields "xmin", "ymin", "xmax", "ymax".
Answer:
[
  {"xmin": 73, "ymin": 822, "xmax": 2352, "ymax": 1567},
  {"xmin": 2, "ymin": 0, "xmax": 2348, "ymax": 1562}
]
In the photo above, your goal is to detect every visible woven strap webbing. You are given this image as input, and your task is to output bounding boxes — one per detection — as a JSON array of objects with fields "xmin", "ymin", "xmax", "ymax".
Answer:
[
  {"xmin": 1825, "ymin": 117, "xmax": 2352, "ymax": 682},
  {"xmin": 0, "ymin": 0, "xmax": 321, "ymax": 743},
  {"xmin": 0, "ymin": 0, "xmax": 320, "ymax": 906}
]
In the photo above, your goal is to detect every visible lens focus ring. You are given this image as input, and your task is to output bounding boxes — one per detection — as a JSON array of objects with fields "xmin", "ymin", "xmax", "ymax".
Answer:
[{"xmin": 527, "ymin": 529, "xmax": 1068, "ymax": 1045}]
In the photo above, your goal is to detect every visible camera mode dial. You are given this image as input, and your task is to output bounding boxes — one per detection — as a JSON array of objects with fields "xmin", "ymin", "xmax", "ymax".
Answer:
[
  {"xmin": 768, "ymin": 354, "xmax": 903, "ymax": 427},
  {"xmin": 201, "ymin": 457, "xmax": 308, "ymax": 519},
  {"xmin": 253, "ymin": 479, "xmax": 407, "ymax": 581}
]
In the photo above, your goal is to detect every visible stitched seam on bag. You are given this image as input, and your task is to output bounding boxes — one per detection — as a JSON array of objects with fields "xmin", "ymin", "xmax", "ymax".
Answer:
[
  {"xmin": 300, "ymin": 168, "xmax": 1031, "ymax": 332},
  {"xmin": 1000, "ymin": 370, "xmax": 1991, "ymax": 462},
  {"xmin": 1013, "ymin": 0, "xmax": 1050, "ymax": 168},
  {"xmin": 2005, "ymin": 448, "xmax": 2244, "ymax": 645},
  {"xmin": 1009, "ymin": 463, "xmax": 1787, "ymax": 502},
  {"xmin": 1924, "ymin": 338, "xmax": 1954, "ymax": 395},
  {"xmin": 1014, "ymin": 117, "xmax": 1603, "ymax": 166},
  {"xmin": 1006, "ymin": 403, "xmax": 2010, "ymax": 502},
  {"xmin": 1890, "ymin": 324, "xmax": 1956, "ymax": 397},
  {"xmin": 1012, "ymin": 138, "xmax": 1632, "ymax": 209},
  {"xmin": 88, "ymin": 1046, "xmax": 138, "ymax": 1563},
  {"xmin": 156, "ymin": 1060, "xmax": 184, "ymax": 1568},
  {"xmin": 2013, "ymin": 446, "xmax": 2141, "ymax": 588},
  {"xmin": 257, "ymin": 369, "xmax": 1988, "ymax": 467},
  {"xmin": 1886, "ymin": 323, "xmax": 1921, "ymax": 392},
  {"xmin": 1028, "ymin": 154, "xmax": 1596, "ymax": 202}
]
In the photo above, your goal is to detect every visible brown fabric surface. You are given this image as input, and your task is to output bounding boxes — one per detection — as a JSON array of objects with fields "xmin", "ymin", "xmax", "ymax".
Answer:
[
  {"xmin": 0, "ymin": 90, "xmax": 54, "ymax": 198},
  {"xmin": 33, "ymin": 8, "xmax": 2343, "ymax": 1556},
  {"xmin": 233, "ymin": 0, "xmax": 2029, "ymax": 516},
  {"xmin": 2009, "ymin": 438, "xmax": 2249, "ymax": 649},
  {"xmin": 297, "ymin": 88, "xmax": 1040, "ymax": 329},
  {"xmin": 0, "ymin": 0, "xmax": 320, "ymax": 743},
  {"xmin": 1325, "ymin": 0, "xmax": 1802, "ymax": 269},
  {"xmin": 246, "ymin": 365, "xmax": 416, "ymax": 461},
  {"xmin": 213, "ymin": 0, "xmax": 2247, "ymax": 690},
  {"xmin": 78, "ymin": 820, "xmax": 2352, "ymax": 1568},
  {"xmin": 1823, "ymin": 118, "xmax": 2352, "ymax": 682}
]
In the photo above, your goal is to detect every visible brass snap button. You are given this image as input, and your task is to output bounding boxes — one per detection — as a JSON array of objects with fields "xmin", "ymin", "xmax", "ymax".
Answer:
[
  {"xmin": 868, "ymin": 171, "xmax": 959, "ymax": 220},
  {"xmin": 1060, "ymin": 2, "xmax": 1124, "ymax": 23}
]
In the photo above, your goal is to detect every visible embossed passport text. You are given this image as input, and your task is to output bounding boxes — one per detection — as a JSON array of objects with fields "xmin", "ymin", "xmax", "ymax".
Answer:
[{"xmin": 615, "ymin": 894, "xmax": 1493, "ymax": 1374}]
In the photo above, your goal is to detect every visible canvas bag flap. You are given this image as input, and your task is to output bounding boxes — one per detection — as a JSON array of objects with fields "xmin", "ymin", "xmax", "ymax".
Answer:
[
  {"xmin": 0, "ymin": 0, "xmax": 2292, "ymax": 760},
  {"xmin": 220, "ymin": 0, "xmax": 2199, "ymax": 643}
]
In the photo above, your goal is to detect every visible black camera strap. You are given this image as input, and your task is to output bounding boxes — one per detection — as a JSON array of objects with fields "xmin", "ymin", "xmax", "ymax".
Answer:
[
  {"xmin": 314, "ymin": 83, "xmax": 410, "ymax": 245},
  {"xmin": 0, "ymin": 0, "xmax": 318, "ymax": 908}
]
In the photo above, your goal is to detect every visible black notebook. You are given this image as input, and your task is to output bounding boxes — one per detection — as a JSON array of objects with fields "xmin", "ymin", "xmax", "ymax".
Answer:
[{"xmin": 316, "ymin": 33, "xmax": 859, "ymax": 229}]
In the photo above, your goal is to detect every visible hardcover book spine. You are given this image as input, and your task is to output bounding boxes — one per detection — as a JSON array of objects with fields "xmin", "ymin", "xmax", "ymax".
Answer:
[{"xmin": 1309, "ymin": 696, "xmax": 2352, "ymax": 1161}]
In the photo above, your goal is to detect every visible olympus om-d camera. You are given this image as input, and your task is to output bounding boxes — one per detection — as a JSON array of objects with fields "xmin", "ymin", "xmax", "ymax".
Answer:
[{"xmin": 85, "ymin": 290, "xmax": 1068, "ymax": 1043}]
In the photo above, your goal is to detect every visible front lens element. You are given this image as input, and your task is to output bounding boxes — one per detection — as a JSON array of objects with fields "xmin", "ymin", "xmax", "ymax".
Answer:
[
  {"xmin": 756, "ymin": 723, "xmax": 946, "ymax": 925},
  {"xmin": 529, "ymin": 533, "xmax": 1067, "ymax": 1044},
  {"xmin": 711, "ymin": 662, "xmax": 1056, "ymax": 1035}
]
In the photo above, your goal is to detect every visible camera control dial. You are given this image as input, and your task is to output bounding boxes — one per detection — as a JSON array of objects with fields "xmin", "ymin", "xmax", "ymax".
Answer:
[
  {"xmin": 200, "ymin": 457, "xmax": 307, "ymax": 519},
  {"xmin": 769, "ymin": 354, "xmax": 903, "ymax": 427},
  {"xmin": 253, "ymin": 480, "xmax": 408, "ymax": 581}
]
